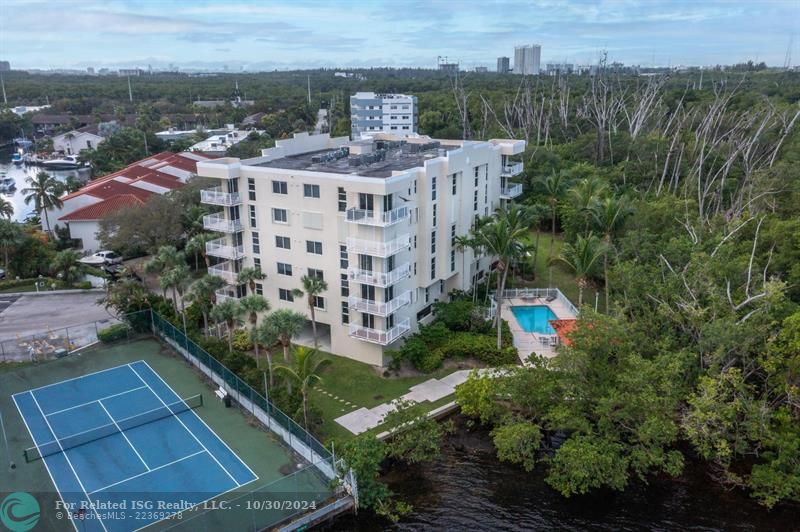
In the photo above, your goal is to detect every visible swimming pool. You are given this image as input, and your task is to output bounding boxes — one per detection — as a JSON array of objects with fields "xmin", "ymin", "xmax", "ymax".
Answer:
[{"xmin": 511, "ymin": 305, "xmax": 558, "ymax": 334}]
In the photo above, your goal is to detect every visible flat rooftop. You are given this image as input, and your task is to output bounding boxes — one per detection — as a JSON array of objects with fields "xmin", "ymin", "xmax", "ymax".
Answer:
[{"xmin": 254, "ymin": 140, "xmax": 461, "ymax": 178}]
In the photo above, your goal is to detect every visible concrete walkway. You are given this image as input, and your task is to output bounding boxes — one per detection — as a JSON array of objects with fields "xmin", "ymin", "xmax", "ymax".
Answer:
[{"xmin": 334, "ymin": 369, "xmax": 481, "ymax": 435}]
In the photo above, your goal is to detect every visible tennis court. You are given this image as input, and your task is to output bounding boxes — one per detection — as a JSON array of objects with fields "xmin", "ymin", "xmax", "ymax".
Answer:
[{"xmin": 12, "ymin": 360, "xmax": 258, "ymax": 532}]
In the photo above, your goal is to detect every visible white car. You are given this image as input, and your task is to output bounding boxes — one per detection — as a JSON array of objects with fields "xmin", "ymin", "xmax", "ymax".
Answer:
[{"xmin": 79, "ymin": 250, "xmax": 123, "ymax": 266}]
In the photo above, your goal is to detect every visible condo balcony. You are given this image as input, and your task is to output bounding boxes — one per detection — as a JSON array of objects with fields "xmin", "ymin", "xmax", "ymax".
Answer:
[
  {"xmin": 349, "ymin": 318, "xmax": 411, "ymax": 345},
  {"xmin": 347, "ymin": 263, "xmax": 411, "ymax": 287},
  {"xmin": 345, "ymin": 205, "xmax": 410, "ymax": 227},
  {"xmin": 202, "ymin": 213, "xmax": 243, "ymax": 233},
  {"xmin": 201, "ymin": 187, "xmax": 242, "ymax": 206},
  {"xmin": 501, "ymin": 162, "xmax": 524, "ymax": 177},
  {"xmin": 346, "ymin": 234, "xmax": 410, "ymax": 257},
  {"xmin": 348, "ymin": 290, "xmax": 411, "ymax": 316},
  {"xmin": 500, "ymin": 183, "xmax": 523, "ymax": 199},
  {"xmin": 214, "ymin": 287, "xmax": 241, "ymax": 303},
  {"xmin": 208, "ymin": 260, "xmax": 240, "ymax": 284},
  {"xmin": 206, "ymin": 238, "xmax": 244, "ymax": 260}
]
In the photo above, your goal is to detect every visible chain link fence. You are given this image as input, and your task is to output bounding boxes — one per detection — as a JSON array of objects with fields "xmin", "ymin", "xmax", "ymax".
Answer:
[{"xmin": 0, "ymin": 316, "xmax": 121, "ymax": 363}]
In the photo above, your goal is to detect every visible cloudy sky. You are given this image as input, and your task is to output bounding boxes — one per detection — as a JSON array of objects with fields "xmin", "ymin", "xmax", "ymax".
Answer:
[{"xmin": 1, "ymin": 0, "xmax": 798, "ymax": 70}]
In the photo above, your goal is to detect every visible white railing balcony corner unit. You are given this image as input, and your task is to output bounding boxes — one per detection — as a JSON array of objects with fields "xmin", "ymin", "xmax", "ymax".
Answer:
[
  {"xmin": 501, "ymin": 162, "xmax": 524, "ymax": 177},
  {"xmin": 349, "ymin": 318, "xmax": 411, "ymax": 345},
  {"xmin": 214, "ymin": 288, "xmax": 241, "ymax": 303},
  {"xmin": 345, "ymin": 234, "xmax": 410, "ymax": 257},
  {"xmin": 345, "ymin": 205, "xmax": 410, "ymax": 227},
  {"xmin": 500, "ymin": 183, "xmax": 523, "ymax": 199},
  {"xmin": 206, "ymin": 238, "xmax": 244, "ymax": 260},
  {"xmin": 201, "ymin": 187, "xmax": 242, "ymax": 206},
  {"xmin": 202, "ymin": 213, "xmax": 243, "ymax": 234},
  {"xmin": 208, "ymin": 260, "xmax": 240, "ymax": 284},
  {"xmin": 347, "ymin": 263, "xmax": 411, "ymax": 287},
  {"xmin": 348, "ymin": 290, "xmax": 411, "ymax": 316}
]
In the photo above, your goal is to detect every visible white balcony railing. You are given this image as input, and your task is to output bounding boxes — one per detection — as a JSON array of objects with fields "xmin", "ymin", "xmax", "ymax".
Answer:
[
  {"xmin": 201, "ymin": 187, "xmax": 242, "ymax": 206},
  {"xmin": 345, "ymin": 205, "xmax": 410, "ymax": 226},
  {"xmin": 348, "ymin": 290, "xmax": 411, "ymax": 316},
  {"xmin": 208, "ymin": 260, "xmax": 239, "ymax": 284},
  {"xmin": 206, "ymin": 238, "xmax": 244, "ymax": 260},
  {"xmin": 349, "ymin": 318, "xmax": 411, "ymax": 345},
  {"xmin": 347, "ymin": 263, "xmax": 411, "ymax": 287},
  {"xmin": 346, "ymin": 234, "xmax": 410, "ymax": 257},
  {"xmin": 501, "ymin": 162, "xmax": 524, "ymax": 177},
  {"xmin": 214, "ymin": 287, "xmax": 241, "ymax": 303},
  {"xmin": 500, "ymin": 183, "xmax": 523, "ymax": 199},
  {"xmin": 203, "ymin": 213, "xmax": 243, "ymax": 233}
]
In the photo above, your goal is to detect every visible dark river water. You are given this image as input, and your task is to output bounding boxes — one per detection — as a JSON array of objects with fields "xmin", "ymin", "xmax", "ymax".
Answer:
[{"xmin": 331, "ymin": 416, "xmax": 798, "ymax": 531}]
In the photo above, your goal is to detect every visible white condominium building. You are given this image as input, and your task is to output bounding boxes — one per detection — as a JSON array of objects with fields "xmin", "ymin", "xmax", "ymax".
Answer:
[
  {"xmin": 350, "ymin": 92, "xmax": 418, "ymax": 138},
  {"xmin": 514, "ymin": 44, "xmax": 541, "ymax": 75},
  {"xmin": 197, "ymin": 132, "xmax": 525, "ymax": 366}
]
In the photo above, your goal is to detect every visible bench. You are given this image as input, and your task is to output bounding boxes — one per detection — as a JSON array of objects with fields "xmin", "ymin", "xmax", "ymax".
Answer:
[{"xmin": 214, "ymin": 387, "xmax": 228, "ymax": 400}]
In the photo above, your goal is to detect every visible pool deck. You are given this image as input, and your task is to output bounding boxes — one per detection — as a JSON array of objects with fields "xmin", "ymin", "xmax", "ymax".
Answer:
[{"xmin": 502, "ymin": 296, "xmax": 576, "ymax": 363}]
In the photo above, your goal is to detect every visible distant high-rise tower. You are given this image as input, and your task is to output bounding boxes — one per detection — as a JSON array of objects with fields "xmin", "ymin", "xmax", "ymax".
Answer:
[
  {"xmin": 497, "ymin": 57, "xmax": 510, "ymax": 73},
  {"xmin": 514, "ymin": 45, "xmax": 541, "ymax": 75},
  {"xmin": 0, "ymin": 61, "xmax": 10, "ymax": 72}
]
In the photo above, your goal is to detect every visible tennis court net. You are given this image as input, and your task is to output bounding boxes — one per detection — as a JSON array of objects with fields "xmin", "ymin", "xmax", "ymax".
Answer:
[{"xmin": 24, "ymin": 393, "xmax": 203, "ymax": 462}]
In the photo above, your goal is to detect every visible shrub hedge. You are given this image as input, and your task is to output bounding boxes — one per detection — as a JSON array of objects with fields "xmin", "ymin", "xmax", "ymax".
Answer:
[{"xmin": 97, "ymin": 323, "xmax": 131, "ymax": 343}]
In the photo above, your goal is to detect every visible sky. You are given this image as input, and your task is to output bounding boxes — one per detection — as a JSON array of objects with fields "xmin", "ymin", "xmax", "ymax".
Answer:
[{"xmin": 1, "ymin": 0, "xmax": 798, "ymax": 70}]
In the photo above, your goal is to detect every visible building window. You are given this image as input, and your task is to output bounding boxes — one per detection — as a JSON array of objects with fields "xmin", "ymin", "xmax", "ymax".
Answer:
[
  {"xmin": 249, "ymin": 205, "xmax": 257, "ymax": 228},
  {"xmin": 431, "ymin": 231, "xmax": 436, "ymax": 254},
  {"xmin": 306, "ymin": 240, "xmax": 323, "ymax": 255},
  {"xmin": 303, "ymin": 184, "xmax": 320, "ymax": 198},
  {"xmin": 413, "ymin": 179, "xmax": 417, "ymax": 194},
  {"xmin": 277, "ymin": 262, "xmax": 292, "ymax": 276},
  {"xmin": 272, "ymin": 208, "xmax": 288, "ymax": 223},
  {"xmin": 253, "ymin": 257, "xmax": 261, "ymax": 271},
  {"xmin": 338, "ymin": 187, "xmax": 346, "ymax": 212},
  {"xmin": 255, "ymin": 282, "xmax": 263, "ymax": 296},
  {"xmin": 340, "ymin": 245, "xmax": 348, "ymax": 269},
  {"xmin": 473, "ymin": 190, "xmax": 478, "ymax": 211},
  {"xmin": 474, "ymin": 166, "xmax": 480, "ymax": 179},
  {"xmin": 431, "ymin": 257, "xmax": 436, "ymax": 280},
  {"xmin": 431, "ymin": 176, "xmax": 437, "ymax": 200},
  {"xmin": 402, "ymin": 126, "xmax": 409, "ymax": 130},
  {"xmin": 279, "ymin": 288, "xmax": 294, "ymax": 302},
  {"xmin": 248, "ymin": 178, "xmax": 256, "ymax": 201},
  {"xmin": 341, "ymin": 273, "xmax": 349, "ymax": 297},
  {"xmin": 451, "ymin": 250, "xmax": 456, "ymax": 272},
  {"xmin": 450, "ymin": 224, "xmax": 457, "ymax": 246},
  {"xmin": 425, "ymin": 287, "xmax": 430, "ymax": 303},
  {"xmin": 451, "ymin": 172, "xmax": 458, "ymax": 195},
  {"xmin": 390, "ymin": 126, "xmax": 397, "ymax": 130},
  {"xmin": 272, "ymin": 180, "xmax": 287, "ymax": 194},
  {"xmin": 275, "ymin": 235, "xmax": 290, "ymax": 249},
  {"xmin": 341, "ymin": 301, "xmax": 349, "ymax": 324},
  {"xmin": 432, "ymin": 204, "xmax": 437, "ymax": 227},
  {"xmin": 308, "ymin": 268, "xmax": 324, "ymax": 280},
  {"xmin": 313, "ymin": 296, "xmax": 325, "ymax": 310},
  {"xmin": 251, "ymin": 231, "xmax": 260, "ymax": 254}
]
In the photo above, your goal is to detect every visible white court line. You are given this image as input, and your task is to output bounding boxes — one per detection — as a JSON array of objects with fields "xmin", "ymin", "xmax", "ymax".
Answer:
[
  {"xmin": 136, "ymin": 360, "xmax": 259, "ymax": 483},
  {"xmin": 29, "ymin": 391, "xmax": 109, "ymax": 532},
  {"xmin": 12, "ymin": 394, "xmax": 80, "ymax": 532},
  {"xmin": 126, "ymin": 363, "xmax": 242, "ymax": 487},
  {"xmin": 46, "ymin": 386, "xmax": 148, "ymax": 417},
  {"xmin": 97, "ymin": 399, "xmax": 151, "ymax": 472},
  {"xmin": 88, "ymin": 450, "xmax": 206, "ymax": 495},
  {"xmin": 14, "ymin": 363, "xmax": 136, "ymax": 395}
]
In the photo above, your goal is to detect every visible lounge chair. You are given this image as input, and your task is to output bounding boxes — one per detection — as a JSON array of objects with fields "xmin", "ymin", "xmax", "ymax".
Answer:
[{"xmin": 545, "ymin": 294, "xmax": 557, "ymax": 302}]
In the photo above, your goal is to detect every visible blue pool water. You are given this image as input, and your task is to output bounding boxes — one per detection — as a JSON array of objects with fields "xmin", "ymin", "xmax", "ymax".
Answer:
[{"xmin": 511, "ymin": 305, "xmax": 558, "ymax": 334}]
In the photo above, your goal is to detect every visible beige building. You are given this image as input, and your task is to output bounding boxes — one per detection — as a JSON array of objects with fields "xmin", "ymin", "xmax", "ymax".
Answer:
[{"xmin": 197, "ymin": 132, "xmax": 525, "ymax": 366}]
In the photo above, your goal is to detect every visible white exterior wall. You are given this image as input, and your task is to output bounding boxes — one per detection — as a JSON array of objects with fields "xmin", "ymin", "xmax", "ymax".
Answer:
[
  {"xmin": 53, "ymin": 131, "xmax": 105, "ymax": 154},
  {"xmin": 65, "ymin": 220, "xmax": 102, "ymax": 252},
  {"xmin": 47, "ymin": 194, "xmax": 100, "ymax": 232},
  {"xmin": 197, "ymin": 134, "xmax": 525, "ymax": 366}
]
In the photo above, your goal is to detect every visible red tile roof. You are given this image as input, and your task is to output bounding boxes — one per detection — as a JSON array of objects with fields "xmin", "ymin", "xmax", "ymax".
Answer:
[
  {"xmin": 549, "ymin": 319, "xmax": 578, "ymax": 346},
  {"xmin": 59, "ymin": 194, "xmax": 146, "ymax": 221},
  {"xmin": 71, "ymin": 179, "xmax": 153, "ymax": 201}
]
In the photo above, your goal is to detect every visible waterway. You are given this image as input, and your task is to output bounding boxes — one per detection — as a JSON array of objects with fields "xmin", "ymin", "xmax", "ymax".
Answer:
[{"xmin": 332, "ymin": 415, "xmax": 798, "ymax": 531}]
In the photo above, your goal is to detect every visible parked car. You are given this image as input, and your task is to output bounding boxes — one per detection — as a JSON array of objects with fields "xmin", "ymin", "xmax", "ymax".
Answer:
[
  {"xmin": 79, "ymin": 250, "xmax": 123, "ymax": 266},
  {"xmin": 0, "ymin": 268, "xmax": 5, "ymax": 280}
]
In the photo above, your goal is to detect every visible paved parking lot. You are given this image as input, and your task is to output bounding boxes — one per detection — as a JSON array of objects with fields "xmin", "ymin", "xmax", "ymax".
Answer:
[{"xmin": 0, "ymin": 291, "xmax": 113, "ymax": 342}]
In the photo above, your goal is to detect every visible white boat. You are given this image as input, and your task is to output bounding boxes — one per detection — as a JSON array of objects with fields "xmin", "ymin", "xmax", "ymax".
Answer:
[
  {"xmin": 12, "ymin": 152, "xmax": 23, "ymax": 166},
  {"xmin": 0, "ymin": 177, "xmax": 15, "ymax": 192},
  {"xmin": 42, "ymin": 155, "xmax": 85, "ymax": 170}
]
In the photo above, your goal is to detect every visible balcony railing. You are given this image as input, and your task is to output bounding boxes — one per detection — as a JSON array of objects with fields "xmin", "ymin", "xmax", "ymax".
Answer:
[
  {"xmin": 214, "ymin": 287, "xmax": 241, "ymax": 303},
  {"xmin": 346, "ymin": 234, "xmax": 410, "ymax": 257},
  {"xmin": 501, "ymin": 162, "xmax": 524, "ymax": 177},
  {"xmin": 206, "ymin": 238, "xmax": 244, "ymax": 260},
  {"xmin": 349, "ymin": 318, "xmax": 411, "ymax": 345},
  {"xmin": 201, "ymin": 187, "xmax": 242, "ymax": 206},
  {"xmin": 347, "ymin": 263, "xmax": 410, "ymax": 287},
  {"xmin": 345, "ymin": 205, "xmax": 410, "ymax": 226},
  {"xmin": 208, "ymin": 260, "xmax": 240, "ymax": 284},
  {"xmin": 500, "ymin": 183, "xmax": 523, "ymax": 199},
  {"xmin": 348, "ymin": 290, "xmax": 411, "ymax": 316},
  {"xmin": 203, "ymin": 213, "xmax": 243, "ymax": 233}
]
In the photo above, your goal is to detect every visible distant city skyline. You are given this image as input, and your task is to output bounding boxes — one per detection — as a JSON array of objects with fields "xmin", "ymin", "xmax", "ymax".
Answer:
[{"xmin": 1, "ymin": 0, "xmax": 798, "ymax": 71}]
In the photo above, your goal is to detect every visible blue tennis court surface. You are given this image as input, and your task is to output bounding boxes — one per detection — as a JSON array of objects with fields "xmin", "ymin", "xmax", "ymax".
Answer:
[{"xmin": 12, "ymin": 360, "xmax": 258, "ymax": 532}]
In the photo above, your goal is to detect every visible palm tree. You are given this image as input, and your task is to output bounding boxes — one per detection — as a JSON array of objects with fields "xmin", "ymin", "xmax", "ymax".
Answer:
[
  {"xmin": 210, "ymin": 298, "xmax": 245, "ymax": 353},
  {"xmin": 239, "ymin": 294, "xmax": 270, "ymax": 364},
  {"xmin": 567, "ymin": 176, "xmax": 608, "ymax": 237},
  {"xmin": 552, "ymin": 233, "xmax": 609, "ymax": 307},
  {"xmin": 237, "ymin": 266, "xmax": 266, "ymax": 294},
  {"xmin": 295, "ymin": 274, "xmax": 328, "ymax": 347},
  {"xmin": 0, "ymin": 220, "xmax": 21, "ymax": 272},
  {"xmin": 145, "ymin": 246, "xmax": 185, "ymax": 299},
  {"xmin": 474, "ymin": 205, "xmax": 533, "ymax": 348},
  {"xmin": 164, "ymin": 263, "xmax": 192, "ymax": 315},
  {"xmin": 590, "ymin": 195, "xmax": 633, "ymax": 312},
  {"xmin": 252, "ymin": 320, "xmax": 279, "ymax": 389},
  {"xmin": 525, "ymin": 203, "xmax": 548, "ymax": 280},
  {"xmin": 186, "ymin": 275, "xmax": 226, "ymax": 335},
  {"xmin": 0, "ymin": 197, "xmax": 13, "ymax": 220},
  {"xmin": 182, "ymin": 204, "xmax": 207, "ymax": 238},
  {"xmin": 22, "ymin": 172, "xmax": 63, "ymax": 234},
  {"xmin": 263, "ymin": 309, "xmax": 307, "ymax": 362},
  {"xmin": 539, "ymin": 171, "xmax": 570, "ymax": 261},
  {"xmin": 185, "ymin": 232, "xmax": 216, "ymax": 270},
  {"xmin": 274, "ymin": 345, "xmax": 330, "ymax": 430},
  {"xmin": 50, "ymin": 249, "xmax": 84, "ymax": 286}
]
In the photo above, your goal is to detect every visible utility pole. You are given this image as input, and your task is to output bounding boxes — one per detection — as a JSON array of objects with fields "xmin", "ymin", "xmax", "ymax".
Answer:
[
  {"xmin": 0, "ymin": 71, "xmax": 6, "ymax": 105},
  {"xmin": 127, "ymin": 75, "xmax": 133, "ymax": 102},
  {"xmin": 307, "ymin": 75, "xmax": 311, "ymax": 106}
]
